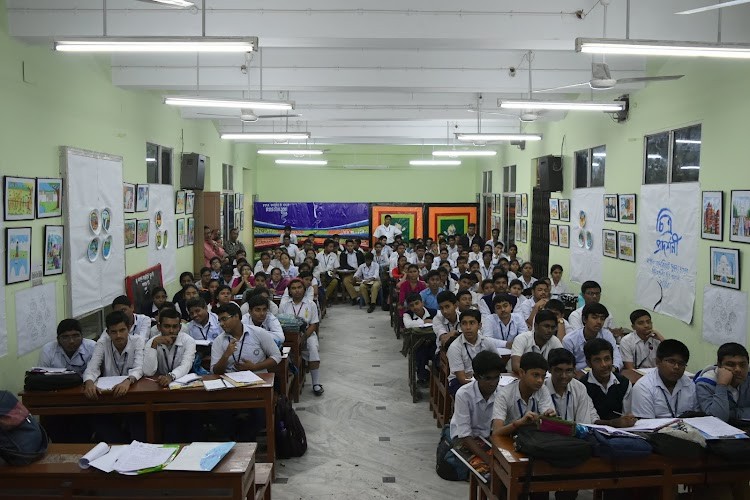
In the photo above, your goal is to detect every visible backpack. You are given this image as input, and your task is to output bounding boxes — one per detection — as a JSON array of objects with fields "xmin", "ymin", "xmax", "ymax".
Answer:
[
  {"xmin": 0, "ymin": 391, "xmax": 49, "ymax": 466},
  {"xmin": 586, "ymin": 429, "xmax": 652, "ymax": 460},
  {"xmin": 276, "ymin": 313, "xmax": 305, "ymax": 332},
  {"xmin": 646, "ymin": 420, "xmax": 706, "ymax": 459},
  {"xmin": 275, "ymin": 394, "xmax": 307, "ymax": 459},
  {"xmin": 706, "ymin": 438, "xmax": 750, "ymax": 463},
  {"xmin": 514, "ymin": 428, "xmax": 592, "ymax": 468},
  {"xmin": 435, "ymin": 425, "xmax": 468, "ymax": 481},
  {"xmin": 24, "ymin": 371, "xmax": 83, "ymax": 391}
]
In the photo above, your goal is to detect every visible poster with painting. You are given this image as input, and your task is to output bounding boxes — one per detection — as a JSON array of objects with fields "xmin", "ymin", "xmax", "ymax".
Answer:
[
  {"xmin": 618, "ymin": 231, "xmax": 636, "ymax": 262},
  {"xmin": 43, "ymin": 225, "xmax": 64, "ymax": 276},
  {"xmin": 701, "ymin": 191, "xmax": 723, "ymax": 241},
  {"xmin": 175, "ymin": 190, "xmax": 186, "ymax": 214},
  {"xmin": 604, "ymin": 194, "xmax": 619, "ymax": 222},
  {"xmin": 729, "ymin": 190, "xmax": 750, "ymax": 243},
  {"xmin": 514, "ymin": 219, "xmax": 521, "ymax": 241},
  {"xmin": 187, "ymin": 218, "xmax": 195, "ymax": 245},
  {"xmin": 515, "ymin": 194, "xmax": 522, "ymax": 216},
  {"xmin": 240, "ymin": 210, "xmax": 245, "ymax": 231},
  {"xmin": 136, "ymin": 184, "xmax": 149, "ymax": 212},
  {"xmin": 239, "ymin": 194, "xmax": 245, "ymax": 208},
  {"xmin": 603, "ymin": 229, "xmax": 618, "ymax": 258},
  {"xmin": 521, "ymin": 194, "xmax": 528, "ymax": 217},
  {"xmin": 549, "ymin": 199, "xmax": 559, "ymax": 220},
  {"xmin": 123, "ymin": 182, "xmax": 135, "ymax": 213},
  {"xmin": 176, "ymin": 218, "xmax": 185, "ymax": 248},
  {"xmin": 558, "ymin": 225, "xmax": 570, "ymax": 248},
  {"xmin": 710, "ymin": 247, "xmax": 741, "ymax": 290},
  {"xmin": 520, "ymin": 219, "xmax": 528, "ymax": 243},
  {"xmin": 186, "ymin": 191, "xmax": 195, "ymax": 215},
  {"xmin": 549, "ymin": 225, "xmax": 559, "ymax": 246},
  {"xmin": 618, "ymin": 194, "xmax": 637, "ymax": 224},
  {"xmin": 235, "ymin": 193, "xmax": 241, "ymax": 210},
  {"xmin": 4, "ymin": 176, "xmax": 35, "ymax": 221},
  {"xmin": 559, "ymin": 199, "xmax": 570, "ymax": 222},
  {"xmin": 234, "ymin": 212, "xmax": 241, "ymax": 232},
  {"xmin": 36, "ymin": 178, "xmax": 63, "ymax": 218},
  {"xmin": 136, "ymin": 219, "xmax": 149, "ymax": 248},
  {"xmin": 124, "ymin": 220, "xmax": 136, "ymax": 249},
  {"xmin": 6, "ymin": 227, "xmax": 31, "ymax": 284}
]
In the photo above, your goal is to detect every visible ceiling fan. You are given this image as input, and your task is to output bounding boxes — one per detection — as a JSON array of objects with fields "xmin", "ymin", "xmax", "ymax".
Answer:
[
  {"xmin": 195, "ymin": 110, "xmax": 301, "ymax": 123},
  {"xmin": 676, "ymin": 0, "xmax": 750, "ymax": 15}
]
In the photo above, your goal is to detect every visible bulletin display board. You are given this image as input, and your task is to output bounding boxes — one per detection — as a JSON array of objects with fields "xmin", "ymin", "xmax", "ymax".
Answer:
[
  {"xmin": 370, "ymin": 205, "xmax": 424, "ymax": 245},
  {"xmin": 61, "ymin": 147, "xmax": 126, "ymax": 318},
  {"xmin": 125, "ymin": 264, "xmax": 164, "ymax": 308},
  {"xmin": 147, "ymin": 184, "xmax": 176, "ymax": 285},
  {"xmin": 426, "ymin": 205, "xmax": 479, "ymax": 240}
]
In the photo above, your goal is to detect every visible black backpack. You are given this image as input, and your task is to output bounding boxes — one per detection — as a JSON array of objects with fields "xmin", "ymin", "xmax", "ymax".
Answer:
[
  {"xmin": 275, "ymin": 395, "xmax": 307, "ymax": 459},
  {"xmin": 514, "ymin": 428, "xmax": 592, "ymax": 468},
  {"xmin": 707, "ymin": 439, "xmax": 750, "ymax": 463},
  {"xmin": 24, "ymin": 371, "xmax": 83, "ymax": 391},
  {"xmin": 0, "ymin": 391, "xmax": 49, "ymax": 466}
]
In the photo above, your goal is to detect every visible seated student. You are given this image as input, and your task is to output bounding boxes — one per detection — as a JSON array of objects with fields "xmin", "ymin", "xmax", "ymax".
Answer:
[
  {"xmin": 186, "ymin": 297, "xmax": 223, "ymax": 342},
  {"xmin": 209, "ymin": 256, "xmax": 222, "ymax": 280},
  {"xmin": 269, "ymin": 247, "xmax": 284, "ymax": 270},
  {"xmin": 419, "ymin": 270, "xmax": 444, "ymax": 311},
  {"xmin": 478, "ymin": 278, "xmax": 493, "ymax": 297},
  {"xmin": 39, "ymin": 319, "xmax": 96, "ymax": 375},
  {"xmin": 231, "ymin": 263, "xmax": 254, "ymax": 297},
  {"xmin": 509, "ymin": 259, "xmax": 521, "ymax": 277},
  {"xmin": 254, "ymin": 252, "xmax": 274, "ymax": 275},
  {"xmin": 278, "ymin": 252, "xmax": 298, "ymax": 280},
  {"xmin": 279, "ymin": 279, "xmax": 323, "ymax": 396},
  {"xmin": 83, "ymin": 311, "xmax": 146, "ymax": 442},
  {"xmin": 544, "ymin": 348, "xmax": 599, "ymax": 424},
  {"xmin": 266, "ymin": 267, "xmax": 290, "ymax": 296},
  {"xmin": 620, "ymin": 309, "xmax": 665, "ymax": 370},
  {"xmin": 281, "ymin": 269, "xmax": 316, "ymax": 304},
  {"xmin": 507, "ymin": 244, "xmax": 522, "ymax": 265},
  {"xmin": 252, "ymin": 271, "xmax": 268, "ymax": 291},
  {"xmin": 422, "ymin": 252, "xmax": 436, "ymax": 277},
  {"xmin": 219, "ymin": 265, "xmax": 235, "ymax": 287},
  {"xmin": 433, "ymin": 291, "xmax": 462, "ymax": 351},
  {"xmin": 467, "ymin": 242, "xmax": 483, "ymax": 266},
  {"xmin": 280, "ymin": 234, "xmax": 299, "ymax": 262},
  {"xmin": 496, "ymin": 257, "xmax": 517, "ymax": 282},
  {"xmin": 436, "ymin": 267, "xmax": 456, "ymax": 298},
  {"xmin": 491, "ymin": 242, "xmax": 508, "ymax": 266},
  {"xmin": 172, "ymin": 271, "xmax": 195, "ymax": 320},
  {"xmin": 507, "ymin": 278, "xmax": 527, "ymax": 309},
  {"xmin": 111, "ymin": 295, "xmax": 151, "ymax": 340},
  {"xmin": 517, "ymin": 262, "xmax": 537, "ymax": 290},
  {"xmin": 562, "ymin": 303, "xmax": 623, "ymax": 375},
  {"xmin": 175, "ymin": 283, "xmax": 201, "ymax": 320},
  {"xmin": 491, "ymin": 352, "xmax": 556, "ymax": 436},
  {"xmin": 696, "ymin": 342, "xmax": 750, "ymax": 422},
  {"xmin": 433, "ymin": 248, "xmax": 455, "ymax": 271},
  {"xmin": 242, "ymin": 294, "xmax": 285, "ymax": 344},
  {"xmin": 403, "ymin": 292, "xmax": 436, "ymax": 329},
  {"xmin": 631, "ymin": 339, "xmax": 695, "ymax": 419},
  {"xmin": 477, "ymin": 273, "xmax": 508, "ymax": 322},
  {"xmin": 317, "ymin": 238, "xmax": 341, "ymax": 302},
  {"xmin": 447, "ymin": 309, "xmax": 499, "ymax": 395},
  {"xmin": 398, "ymin": 264, "xmax": 426, "ymax": 309},
  {"xmin": 484, "ymin": 294, "xmax": 528, "ymax": 349},
  {"xmin": 142, "ymin": 286, "xmax": 170, "ymax": 319},
  {"xmin": 391, "ymin": 255, "xmax": 409, "ymax": 287},
  {"xmin": 353, "ymin": 252, "xmax": 381, "ymax": 313},
  {"xmin": 549, "ymin": 264, "xmax": 568, "ymax": 298},
  {"xmin": 246, "ymin": 286, "xmax": 280, "ymax": 316},
  {"xmin": 544, "ymin": 298, "xmax": 575, "ymax": 341},
  {"xmin": 206, "ymin": 279, "xmax": 220, "ymax": 308},
  {"xmin": 388, "ymin": 242, "xmax": 408, "ymax": 271},
  {"xmin": 510, "ymin": 310, "xmax": 563, "ymax": 374},
  {"xmin": 143, "ymin": 308, "xmax": 196, "ymax": 387},
  {"xmin": 211, "ymin": 303, "xmax": 281, "ymax": 375},
  {"xmin": 456, "ymin": 290, "xmax": 476, "ymax": 313},
  {"xmin": 215, "ymin": 285, "xmax": 236, "ymax": 308},
  {"xmin": 517, "ymin": 280, "xmax": 550, "ymax": 328},
  {"xmin": 478, "ymin": 251, "xmax": 494, "ymax": 281},
  {"xmin": 339, "ymin": 239, "xmax": 365, "ymax": 304},
  {"xmin": 567, "ymin": 281, "xmax": 620, "ymax": 334},
  {"xmin": 454, "ymin": 255, "xmax": 469, "ymax": 279},
  {"xmin": 454, "ymin": 272, "xmax": 481, "ymax": 305},
  {"xmin": 580, "ymin": 338, "xmax": 636, "ymax": 428}
]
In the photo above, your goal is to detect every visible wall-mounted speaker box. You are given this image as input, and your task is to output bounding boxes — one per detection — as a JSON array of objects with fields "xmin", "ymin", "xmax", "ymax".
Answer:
[
  {"xmin": 538, "ymin": 155, "xmax": 563, "ymax": 192},
  {"xmin": 181, "ymin": 153, "xmax": 206, "ymax": 190}
]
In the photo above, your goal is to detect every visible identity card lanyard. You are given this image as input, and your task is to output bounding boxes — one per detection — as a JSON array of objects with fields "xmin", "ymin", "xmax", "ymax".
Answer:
[
  {"xmin": 162, "ymin": 345, "xmax": 179, "ymax": 373},
  {"xmin": 657, "ymin": 386, "xmax": 679, "ymax": 418},
  {"xmin": 231, "ymin": 333, "xmax": 246, "ymax": 366},
  {"xmin": 499, "ymin": 320, "xmax": 514, "ymax": 341},
  {"xmin": 111, "ymin": 344, "xmax": 128, "ymax": 376},
  {"xmin": 634, "ymin": 340, "xmax": 654, "ymax": 369},
  {"xmin": 517, "ymin": 398, "xmax": 538, "ymax": 416},
  {"xmin": 552, "ymin": 391, "xmax": 571, "ymax": 421}
]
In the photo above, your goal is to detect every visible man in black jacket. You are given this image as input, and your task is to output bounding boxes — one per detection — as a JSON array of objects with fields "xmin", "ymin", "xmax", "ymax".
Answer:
[
  {"xmin": 457, "ymin": 223, "xmax": 485, "ymax": 252},
  {"xmin": 339, "ymin": 239, "xmax": 365, "ymax": 304}
]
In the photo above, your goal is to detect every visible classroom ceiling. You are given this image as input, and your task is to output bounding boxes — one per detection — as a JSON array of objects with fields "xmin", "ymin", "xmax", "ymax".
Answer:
[{"xmin": 7, "ymin": 0, "xmax": 750, "ymax": 145}]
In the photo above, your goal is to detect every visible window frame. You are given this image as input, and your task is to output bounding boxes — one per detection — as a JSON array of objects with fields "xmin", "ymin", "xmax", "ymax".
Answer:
[
  {"xmin": 222, "ymin": 163, "xmax": 234, "ymax": 191},
  {"xmin": 503, "ymin": 165, "xmax": 517, "ymax": 193},
  {"xmin": 643, "ymin": 123, "xmax": 701, "ymax": 185},
  {"xmin": 145, "ymin": 142, "xmax": 173, "ymax": 185},
  {"xmin": 574, "ymin": 145, "xmax": 606, "ymax": 188}
]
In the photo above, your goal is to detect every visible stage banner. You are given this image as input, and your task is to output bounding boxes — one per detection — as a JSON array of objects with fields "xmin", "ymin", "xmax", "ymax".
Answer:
[
  {"xmin": 253, "ymin": 202, "xmax": 370, "ymax": 252},
  {"xmin": 635, "ymin": 184, "xmax": 699, "ymax": 324},
  {"xmin": 570, "ymin": 188, "xmax": 604, "ymax": 285}
]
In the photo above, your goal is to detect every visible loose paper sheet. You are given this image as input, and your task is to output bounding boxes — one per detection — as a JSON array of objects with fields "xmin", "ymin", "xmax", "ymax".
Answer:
[
  {"xmin": 702, "ymin": 286, "xmax": 748, "ymax": 347},
  {"xmin": 15, "ymin": 282, "xmax": 57, "ymax": 357},
  {"xmin": 224, "ymin": 370, "xmax": 264, "ymax": 385},
  {"xmin": 165, "ymin": 442, "xmax": 235, "ymax": 472},
  {"xmin": 683, "ymin": 416, "xmax": 748, "ymax": 439},
  {"xmin": 95, "ymin": 376, "xmax": 128, "ymax": 391}
]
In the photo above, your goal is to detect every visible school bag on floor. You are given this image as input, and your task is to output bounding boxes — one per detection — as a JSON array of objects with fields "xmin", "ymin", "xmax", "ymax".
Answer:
[
  {"xmin": 435, "ymin": 425, "xmax": 469, "ymax": 481},
  {"xmin": 275, "ymin": 395, "xmax": 307, "ymax": 458},
  {"xmin": 0, "ymin": 391, "xmax": 49, "ymax": 465}
]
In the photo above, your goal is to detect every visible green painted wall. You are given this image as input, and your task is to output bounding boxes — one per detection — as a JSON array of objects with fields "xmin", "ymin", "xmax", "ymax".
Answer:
[{"xmin": 494, "ymin": 57, "xmax": 750, "ymax": 372}]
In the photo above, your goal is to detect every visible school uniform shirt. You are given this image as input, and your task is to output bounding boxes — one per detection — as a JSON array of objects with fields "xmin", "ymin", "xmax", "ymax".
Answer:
[
  {"xmin": 446, "ymin": 245, "xmax": 459, "ymax": 260},
  {"xmin": 373, "ymin": 223, "xmax": 402, "ymax": 244},
  {"xmin": 316, "ymin": 251, "xmax": 340, "ymax": 273},
  {"xmin": 402, "ymin": 307, "xmax": 437, "ymax": 330},
  {"xmin": 484, "ymin": 313, "xmax": 529, "ymax": 348},
  {"xmin": 478, "ymin": 263, "xmax": 494, "ymax": 281},
  {"xmin": 279, "ymin": 234, "xmax": 298, "ymax": 244},
  {"xmin": 477, "ymin": 292, "xmax": 498, "ymax": 321},
  {"xmin": 506, "ymin": 270, "xmax": 518, "ymax": 282},
  {"xmin": 240, "ymin": 299, "xmax": 279, "ymax": 317},
  {"xmin": 433, "ymin": 311, "xmax": 461, "ymax": 337},
  {"xmin": 516, "ymin": 296, "xmax": 539, "ymax": 321},
  {"xmin": 419, "ymin": 287, "xmax": 444, "ymax": 311},
  {"xmin": 619, "ymin": 332, "xmax": 661, "ymax": 369},
  {"xmin": 491, "ymin": 252, "xmax": 509, "ymax": 267},
  {"xmin": 280, "ymin": 243, "xmax": 299, "ymax": 261},
  {"xmin": 187, "ymin": 311, "xmax": 223, "ymax": 342},
  {"xmin": 126, "ymin": 313, "xmax": 151, "ymax": 341},
  {"xmin": 241, "ymin": 312, "xmax": 285, "ymax": 344},
  {"xmin": 38, "ymin": 338, "xmax": 97, "ymax": 375},
  {"xmin": 550, "ymin": 280, "xmax": 568, "ymax": 297},
  {"xmin": 253, "ymin": 262, "xmax": 274, "ymax": 275},
  {"xmin": 373, "ymin": 252, "xmax": 390, "ymax": 271},
  {"xmin": 354, "ymin": 262, "xmax": 380, "ymax": 282},
  {"xmin": 582, "ymin": 371, "xmax": 632, "ymax": 419},
  {"xmin": 83, "ymin": 335, "xmax": 145, "ymax": 382},
  {"xmin": 511, "ymin": 331, "xmax": 563, "ymax": 359},
  {"xmin": 695, "ymin": 366, "xmax": 750, "ymax": 422},
  {"xmin": 278, "ymin": 297, "xmax": 320, "ymax": 326},
  {"xmin": 562, "ymin": 328, "xmax": 623, "ymax": 371},
  {"xmin": 450, "ymin": 379, "xmax": 496, "ymax": 440},
  {"xmin": 280, "ymin": 284, "xmax": 315, "ymax": 303},
  {"xmin": 279, "ymin": 264, "xmax": 299, "ymax": 280},
  {"xmin": 210, "ymin": 326, "xmax": 282, "ymax": 374},
  {"xmin": 543, "ymin": 377, "xmax": 600, "ymax": 424},
  {"xmin": 446, "ymin": 333, "xmax": 496, "ymax": 382},
  {"xmin": 148, "ymin": 322, "xmax": 189, "ymax": 340},
  {"xmin": 142, "ymin": 332, "xmax": 197, "ymax": 381},
  {"xmin": 519, "ymin": 276, "xmax": 537, "ymax": 290},
  {"xmin": 492, "ymin": 379, "xmax": 554, "ymax": 425},
  {"xmin": 631, "ymin": 368, "xmax": 696, "ymax": 419},
  {"xmin": 468, "ymin": 252, "xmax": 483, "ymax": 264},
  {"xmin": 567, "ymin": 306, "xmax": 615, "ymax": 331}
]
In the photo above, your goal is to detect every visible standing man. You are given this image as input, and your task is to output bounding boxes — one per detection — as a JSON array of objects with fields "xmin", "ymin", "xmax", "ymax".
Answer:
[
  {"xmin": 458, "ymin": 223, "xmax": 485, "ymax": 252},
  {"xmin": 204, "ymin": 226, "xmax": 226, "ymax": 268},
  {"xmin": 224, "ymin": 227, "xmax": 245, "ymax": 260},
  {"xmin": 373, "ymin": 215, "xmax": 402, "ymax": 245}
]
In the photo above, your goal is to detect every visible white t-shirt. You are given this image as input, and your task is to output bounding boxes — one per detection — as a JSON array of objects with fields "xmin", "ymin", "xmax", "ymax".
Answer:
[
  {"xmin": 492, "ymin": 379, "xmax": 554, "ymax": 425},
  {"xmin": 373, "ymin": 224, "xmax": 402, "ymax": 244}
]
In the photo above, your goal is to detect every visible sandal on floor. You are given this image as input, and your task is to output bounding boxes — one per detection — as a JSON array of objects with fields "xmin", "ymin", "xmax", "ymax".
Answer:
[{"xmin": 313, "ymin": 384, "xmax": 324, "ymax": 396}]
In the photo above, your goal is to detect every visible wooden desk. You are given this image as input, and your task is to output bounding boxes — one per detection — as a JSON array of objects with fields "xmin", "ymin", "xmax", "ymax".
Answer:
[
  {"xmin": 0, "ymin": 443, "xmax": 257, "ymax": 499},
  {"xmin": 400, "ymin": 327, "xmax": 436, "ymax": 403},
  {"xmin": 270, "ymin": 352, "xmax": 293, "ymax": 398},
  {"xmin": 21, "ymin": 374, "xmax": 276, "ymax": 463},
  {"xmin": 283, "ymin": 328, "xmax": 304, "ymax": 402}
]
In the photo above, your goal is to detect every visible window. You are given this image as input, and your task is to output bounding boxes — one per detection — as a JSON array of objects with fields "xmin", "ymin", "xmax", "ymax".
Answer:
[
  {"xmin": 222, "ymin": 164, "xmax": 234, "ymax": 191},
  {"xmin": 145, "ymin": 142, "xmax": 173, "ymax": 185},
  {"xmin": 482, "ymin": 170, "xmax": 493, "ymax": 194},
  {"xmin": 503, "ymin": 165, "xmax": 516, "ymax": 193},
  {"xmin": 574, "ymin": 146, "xmax": 606, "ymax": 188},
  {"xmin": 644, "ymin": 125, "xmax": 701, "ymax": 184},
  {"xmin": 78, "ymin": 306, "xmax": 112, "ymax": 340}
]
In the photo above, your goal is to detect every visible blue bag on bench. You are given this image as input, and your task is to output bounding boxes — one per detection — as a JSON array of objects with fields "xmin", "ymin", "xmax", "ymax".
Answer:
[{"xmin": 587, "ymin": 428, "xmax": 652, "ymax": 459}]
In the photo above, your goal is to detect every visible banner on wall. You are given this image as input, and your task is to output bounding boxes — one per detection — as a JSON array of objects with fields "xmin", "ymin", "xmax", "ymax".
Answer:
[
  {"xmin": 371, "ymin": 205, "xmax": 424, "ymax": 244},
  {"xmin": 427, "ymin": 205, "xmax": 478, "ymax": 240},
  {"xmin": 635, "ymin": 184, "xmax": 699, "ymax": 324},
  {"xmin": 570, "ymin": 188, "xmax": 604, "ymax": 285}
]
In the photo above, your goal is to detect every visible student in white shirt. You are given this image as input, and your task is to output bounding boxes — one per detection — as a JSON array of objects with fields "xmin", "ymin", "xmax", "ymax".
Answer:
[
  {"xmin": 278, "ymin": 252, "xmax": 299, "ymax": 280},
  {"xmin": 510, "ymin": 310, "xmax": 563, "ymax": 374},
  {"xmin": 433, "ymin": 291, "xmax": 462, "ymax": 352},
  {"xmin": 518, "ymin": 262, "xmax": 537, "ymax": 290},
  {"xmin": 507, "ymin": 244, "xmax": 523, "ymax": 265},
  {"xmin": 242, "ymin": 295, "xmax": 285, "ymax": 344},
  {"xmin": 280, "ymin": 234, "xmax": 299, "ymax": 261},
  {"xmin": 478, "ymin": 251, "xmax": 494, "ymax": 281},
  {"xmin": 580, "ymin": 338, "xmax": 636, "ymax": 428},
  {"xmin": 516, "ymin": 280, "xmax": 550, "ymax": 328},
  {"xmin": 549, "ymin": 264, "xmax": 569, "ymax": 298},
  {"xmin": 254, "ymin": 252, "xmax": 274, "ymax": 275},
  {"xmin": 279, "ymin": 279, "xmax": 323, "ymax": 395},
  {"xmin": 484, "ymin": 294, "xmax": 528, "ymax": 349},
  {"xmin": 143, "ymin": 308, "xmax": 196, "ymax": 387},
  {"xmin": 507, "ymin": 279, "xmax": 527, "ymax": 311},
  {"xmin": 477, "ymin": 273, "xmax": 509, "ymax": 322},
  {"xmin": 317, "ymin": 239, "xmax": 341, "ymax": 302},
  {"xmin": 491, "ymin": 352, "xmax": 556, "ymax": 436},
  {"xmin": 211, "ymin": 303, "xmax": 281, "ymax": 375},
  {"xmin": 111, "ymin": 295, "xmax": 151, "ymax": 341},
  {"xmin": 372, "ymin": 241, "xmax": 390, "ymax": 270},
  {"xmin": 467, "ymin": 242, "xmax": 483, "ymax": 266},
  {"xmin": 544, "ymin": 298, "xmax": 575, "ymax": 341},
  {"xmin": 447, "ymin": 309, "xmax": 500, "ymax": 395},
  {"xmin": 373, "ymin": 215, "xmax": 402, "ymax": 244},
  {"xmin": 186, "ymin": 297, "xmax": 223, "ymax": 342},
  {"xmin": 621, "ymin": 309, "xmax": 665, "ymax": 370},
  {"xmin": 631, "ymin": 340, "xmax": 696, "ymax": 419},
  {"xmin": 544, "ymin": 348, "xmax": 600, "ymax": 424},
  {"xmin": 278, "ymin": 225, "xmax": 298, "ymax": 244},
  {"xmin": 567, "ymin": 281, "xmax": 621, "ymax": 335},
  {"xmin": 491, "ymin": 242, "xmax": 509, "ymax": 266},
  {"xmin": 38, "ymin": 319, "xmax": 96, "ymax": 375},
  {"xmin": 281, "ymin": 269, "xmax": 316, "ymax": 304},
  {"xmin": 562, "ymin": 303, "xmax": 623, "ymax": 374},
  {"xmin": 354, "ymin": 252, "xmax": 381, "ymax": 313}
]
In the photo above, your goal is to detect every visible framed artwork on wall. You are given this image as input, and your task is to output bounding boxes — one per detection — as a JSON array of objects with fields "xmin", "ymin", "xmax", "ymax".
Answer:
[
  {"xmin": 618, "ymin": 231, "xmax": 636, "ymax": 262},
  {"xmin": 186, "ymin": 192, "xmax": 195, "ymax": 215},
  {"xmin": 187, "ymin": 218, "xmax": 195, "ymax": 245},
  {"xmin": 520, "ymin": 219, "xmax": 528, "ymax": 243},
  {"xmin": 604, "ymin": 194, "xmax": 619, "ymax": 222},
  {"xmin": 549, "ymin": 225, "xmax": 559, "ymax": 246},
  {"xmin": 371, "ymin": 205, "xmax": 424, "ymax": 243},
  {"xmin": 549, "ymin": 199, "xmax": 560, "ymax": 220},
  {"xmin": 521, "ymin": 194, "xmax": 528, "ymax": 217},
  {"xmin": 136, "ymin": 219, "xmax": 149, "ymax": 248},
  {"xmin": 175, "ymin": 190, "xmax": 186, "ymax": 214},
  {"xmin": 136, "ymin": 184, "xmax": 149, "ymax": 212},
  {"xmin": 618, "ymin": 194, "xmax": 637, "ymax": 224},
  {"xmin": 4, "ymin": 176, "xmax": 36, "ymax": 221},
  {"xmin": 701, "ymin": 191, "xmax": 723, "ymax": 241},
  {"xmin": 558, "ymin": 225, "xmax": 570, "ymax": 248},
  {"xmin": 710, "ymin": 246, "xmax": 741, "ymax": 289},
  {"xmin": 36, "ymin": 178, "xmax": 63, "ymax": 218},
  {"xmin": 603, "ymin": 229, "xmax": 618, "ymax": 258},
  {"xmin": 729, "ymin": 190, "xmax": 750, "ymax": 243},
  {"xmin": 43, "ymin": 225, "xmax": 64, "ymax": 276},
  {"xmin": 559, "ymin": 199, "xmax": 570, "ymax": 222},
  {"xmin": 6, "ymin": 226, "xmax": 32, "ymax": 284},
  {"xmin": 124, "ymin": 219, "xmax": 136, "ymax": 249},
  {"xmin": 123, "ymin": 183, "xmax": 135, "ymax": 213},
  {"xmin": 176, "ymin": 218, "xmax": 185, "ymax": 248}
]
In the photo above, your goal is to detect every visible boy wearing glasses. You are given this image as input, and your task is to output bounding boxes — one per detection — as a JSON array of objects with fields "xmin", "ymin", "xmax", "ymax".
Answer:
[
  {"xmin": 544, "ymin": 348, "xmax": 599, "ymax": 424},
  {"xmin": 567, "ymin": 281, "xmax": 622, "ymax": 336},
  {"xmin": 631, "ymin": 339, "xmax": 695, "ymax": 419},
  {"xmin": 211, "ymin": 303, "xmax": 281, "ymax": 375},
  {"xmin": 620, "ymin": 309, "xmax": 665, "ymax": 370},
  {"xmin": 39, "ymin": 319, "xmax": 96, "ymax": 375}
]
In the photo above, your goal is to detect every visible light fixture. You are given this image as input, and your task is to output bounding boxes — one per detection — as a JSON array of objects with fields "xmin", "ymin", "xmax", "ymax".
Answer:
[
  {"xmin": 647, "ymin": 154, "xmax": 662, "ymax": 159},
  {"xmin": 455, "ymin": 133, "xmax": 542, "ymax": 142},
  {"xmin": 343, "ymin": 165, "xmax": 389, "ymax": 170},
  {"xmin": 54, "ymin": 37, "xmax": 257, "ymax": 53},
  {"xmin": 432, "ymin": 150, "xmax": 497, "ymax": 157},
  {"xmin": 676, "ymin": 1, "xmax": 749, "ymax": 15},
  {"xmin": 137, "ymin": 0, "xmax": 195, "ymax": 7},
  {"xmin": 275, "ymin": 159, "xmax": 328, "ymax": 166},
  {"xmin": 680, "ymin": 165, "xmax": 701, "ymax": 170},
  {"xmin": 592, "ymin": 152, "xmax": 607, "ymax": 158},
  {"xmin": 675, "ymin": 139, "xmax": 702, "ymax": 144},
  {"xmin": 221, "ymin": 132, "xmax": 311, "ymax": 141},
  {"xmin": 257, "ymin": 149, "xmax": 323, "ymax": 156},
  {"xmin": 499, "ymin": 99, "xmax": 625, "ymax": 112},
  {"xmin": 592, "ymin": 162, "xmax": 601, "ymax": 167},
  {"xmin": 576, "ymin": 37, "xmax": 750, "ymax": 59},
  {"xmin": 409, "ymin": 160, "xmax": 462, "ymax": 166},
  {"xmin": 165, "ymin": 96, "xmax": 292, "ymax": 110},
  {"xmin": 146, "ymin": 157, "xmax": 157, "ymax": 162}
]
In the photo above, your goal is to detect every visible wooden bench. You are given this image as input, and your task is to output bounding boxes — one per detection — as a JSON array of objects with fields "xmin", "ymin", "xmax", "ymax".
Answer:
[
  {"xmin": 435, "ymin": 350, "xmax": 453, "ymax": 427},
  {"xmin": 254, "ymin": 462, "xmax": 273, "ymax": 500}
]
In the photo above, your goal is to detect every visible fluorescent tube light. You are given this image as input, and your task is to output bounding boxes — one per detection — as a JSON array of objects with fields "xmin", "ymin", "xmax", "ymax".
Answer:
[
  {"xmin": 409, "ymin": 160, "xmax": 462, "ymax": 166},
  {"xmin": 432, "ymin": 150, "xmax": 497, "ymax": 157},
  {"xmin": 647, "ymin": 154, "xmax": 662, "ymax": 159},
  {"xmin": 343, "ymin": 165, "xmax": 389, "ymax": 170},
  {"xmin": 676, "ymin": 1, "xmax": 749, "ymax": 15},
  {"xmin": 576, "ymin": 38, "xmax": 750, "ymax": 59},
  {"xmin": 592, "ymin": 152, "xmax": 607, "ymax": 158},
  {"xmin": 680, "ymin": 165, "xmax": 701, "ymax": 170},
  {"xmin": 137, "ymin": 0, "xmax": 195, "ymax": 7},
  {"xmin": 455, "ymin": 133, "xmax": 542, "ymax": 142},
  {"xmin": 146, "ymin": 157, "xmax": 157, "ymax": 162},
  {"xmin": 275, "ymin": 159, "xmax": 328, "ymax": 166},
  {"xmin": 222, "ymin": 132, "xmax": 311, "ymax": 141},
  {"xmin": 257, "ymin": 149, "xmax": 323, "ymax": 155},
  {"xmin": 499, "ymin": 99, "xmax": 625, "ymax": 112},
  {"xmin": 675, "ymin": 139, "xmax": 702, "ymax": 144},
  {"xmin": 165, "ymin": 96, "xmax": 292, "ymax": 110},
  {"xmin": 54, "ymin": 37, "xmax": 257, "ymax": 53}
]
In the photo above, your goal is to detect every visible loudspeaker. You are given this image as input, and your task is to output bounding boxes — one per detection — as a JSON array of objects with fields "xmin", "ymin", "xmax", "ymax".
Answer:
[
  {"xmin": 181, "ymin": 153, "xmax": 206, "ymax": 190},
  {"xmin": 538, "ymin": 155, "xmax": 563, "ymax": 192}
]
